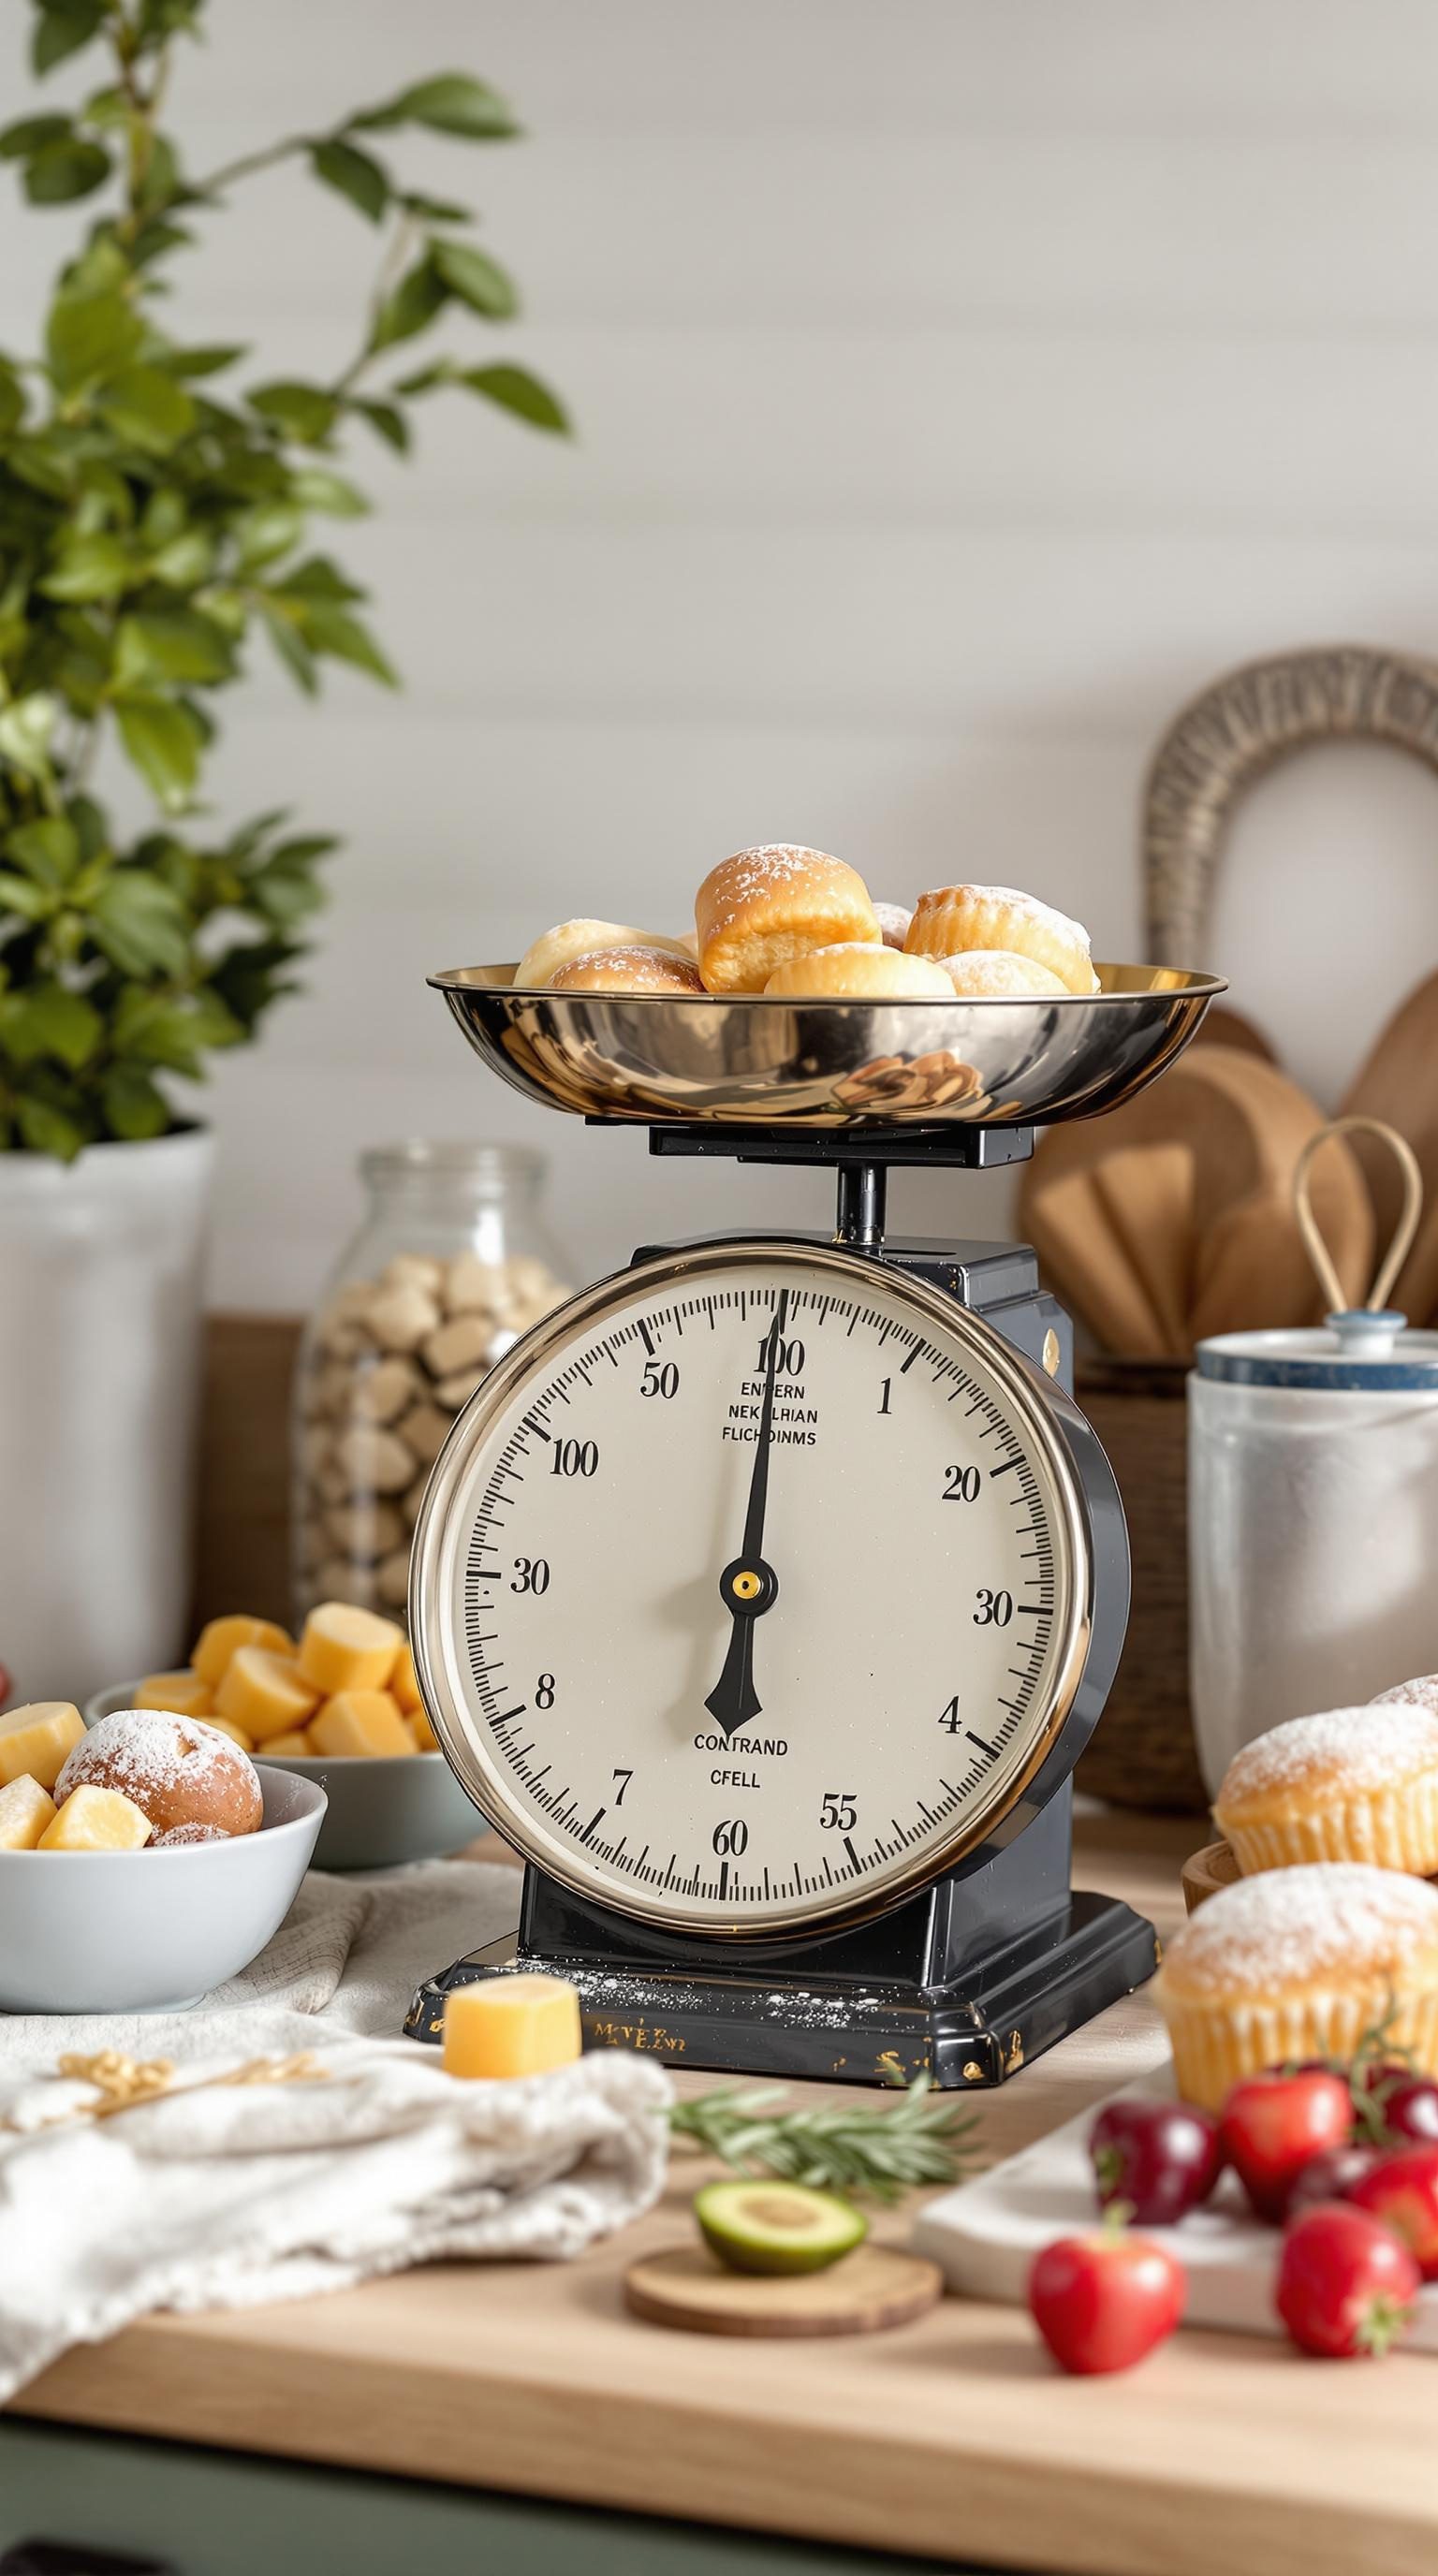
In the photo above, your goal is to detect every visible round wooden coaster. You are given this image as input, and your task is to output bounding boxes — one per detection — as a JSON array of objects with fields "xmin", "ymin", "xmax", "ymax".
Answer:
[{"xmin": 624, "ymin": 2243, "xmax": 944, "ymax": 2338}]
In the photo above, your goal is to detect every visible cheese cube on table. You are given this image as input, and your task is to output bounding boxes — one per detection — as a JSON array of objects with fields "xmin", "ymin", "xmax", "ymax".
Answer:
[
  {"xmin": 39, "ymin": 1784, "xmax": 152, "ymax": 1851},
  {"xmin": 298, "ymin": 1603, "xmax": 403, "ymax": 1698},
  {"xmin": 136, "ymin": 1670, "xmax": 213, "ymax": 1720},
  {"xmin": 216, "ymin": 1648, "xmax": 319, "ymax": 1743},
  {"xmin": 192, "ymin": 1615, "xmax": 293, "ymax": 1689},
  {"xmin": 310, "ymin": 1692, "xmax": 415, "ymax": 1759},
  {"xmin": 443, "ymin": 1975, "xmax": 583, "ymax": 2079},
  {"xmin": 0, "ymin": 1774, "xmax": 57, "ymax": 1849},
  {"xmin": 0, "ymin": 1702, "xmax": 85, "ymax": 1790}
]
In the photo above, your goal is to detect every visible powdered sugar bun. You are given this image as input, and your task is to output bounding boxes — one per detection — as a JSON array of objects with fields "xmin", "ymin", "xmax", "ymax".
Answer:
[
  {"xmin": 58, "ymin": 1709, "xmax": 262, "ymax": 1840},
  {"xmin": 516, "ymin": 920, "xmax": 692, "ymax": 988},
  {"xmin": 549, "ymin": 944, "xmax": 706, "ymax": 996},
  {"xmin": 153, "ymin": 1821, "xmax": 230, "ymax": 1848},
  {"xmin": 1215, "ymin": 1705, "xmax": 1438, "ymax": 1877},
  {"xmin": 1153, "ymin": 1863, "xmax": 1438, "ymax": 2109},
  {"xmin": 941, "ymin": 949, "xmax": 1069, "ymax": 999},
  {"xmin": 763, "ymin": 944, "xmax": 955, "ymax": 1000},
  {"xmin": 905, "ymin": 884, "xmax": 1097, "ymax": 995},
  {"xmin": 696, "ymin": 846, "xmax": 880, "ymax": 994},
  {"xmin": 872, "ymin": 902, "xmax": 913, "ymax": 951}
]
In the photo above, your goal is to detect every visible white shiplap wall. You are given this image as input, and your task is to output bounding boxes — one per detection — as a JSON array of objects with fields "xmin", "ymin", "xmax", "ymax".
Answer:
[{"xmin": 7, "ymin": 1, "xmax": 1438, "ymax": 1305}]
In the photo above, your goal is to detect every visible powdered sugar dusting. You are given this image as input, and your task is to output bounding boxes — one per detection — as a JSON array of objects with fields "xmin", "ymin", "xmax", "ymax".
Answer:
[
  {"xmin": 1219, "ymin": 1705, "xmax": 1438, "ymax": 1807},
  {"xmin": 59, "ymin": 1710, "xmax": 246, "ymax": 1806},
  {"xmin": 699, "ymin": 845, "xmax": 871, "ymax": 939},
  {"xmin": 1165, "ymin": 1863, "xmax": 1438, "ymax": 1997},
  {"xmin": 550, "ymin": 944, "xmax": 704, "ymax": 994},
  {"xmin": 1374, "ymin": 1674, "xmax": 1438, "ymax": 1718},
  {"xmin": 912, "ymin": 882, "xmax": 1091, "ymax": 947}
]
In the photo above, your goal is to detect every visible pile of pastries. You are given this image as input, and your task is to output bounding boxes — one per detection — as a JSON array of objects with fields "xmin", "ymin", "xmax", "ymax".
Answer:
[
  {"xmin": 1154, "ymin": 1679, "xmax": 1438, "ymax": 2109},
  {"xmin": 515, "ymin": 847, "xmax": 1099, "ymax": 1003}
]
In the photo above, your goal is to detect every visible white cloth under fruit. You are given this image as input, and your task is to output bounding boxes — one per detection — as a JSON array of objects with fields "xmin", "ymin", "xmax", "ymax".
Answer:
[{"xmin": 0, "ymin": 1862, "xmax": 671, "ymax": 2400}]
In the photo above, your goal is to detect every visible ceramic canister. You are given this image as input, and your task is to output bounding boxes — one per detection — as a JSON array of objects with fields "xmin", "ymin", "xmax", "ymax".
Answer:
[{"xmin": 1189, "ymin": 1310, "xmax": 1438, "ymax": 1798}]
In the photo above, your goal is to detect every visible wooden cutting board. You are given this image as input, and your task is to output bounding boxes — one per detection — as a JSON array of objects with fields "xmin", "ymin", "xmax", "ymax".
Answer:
[
  {"xmin": 1342, "ymin": 968, "xmax": 1438, "ymax": 1325},
  {"xmin": 1019, "ymin": 1045, "xmax": 1374, "ymax": 1356},
  {"xmin": 624, "ymin": 2243, "xmax": 944, "ymax": 2337}
]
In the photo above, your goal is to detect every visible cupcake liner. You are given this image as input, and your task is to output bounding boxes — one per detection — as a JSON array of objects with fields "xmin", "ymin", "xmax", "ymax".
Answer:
[
  {"xmin": 1158, "ymin": 1977, "xmax": 1438, "ymax": 2112},
  {"xmin": 1221, "ymin": 1772, "xmax": 1438, "ymax": 1880}
]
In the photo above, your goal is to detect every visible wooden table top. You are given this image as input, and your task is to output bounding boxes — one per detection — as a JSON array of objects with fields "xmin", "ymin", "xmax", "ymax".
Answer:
[{"xmin": 11, "ymin": 1808, "xmax": 1436, "ymax": 2576}]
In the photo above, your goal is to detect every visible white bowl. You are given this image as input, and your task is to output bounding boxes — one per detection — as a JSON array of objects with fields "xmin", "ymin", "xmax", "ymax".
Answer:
[
  {"xmin": 0, "ymin": 1768, "xmax": 325, "ymax": 2014},
  {"xmin": 86, "ymin": 1687, "xmax": 483, "ymax": 1872}
]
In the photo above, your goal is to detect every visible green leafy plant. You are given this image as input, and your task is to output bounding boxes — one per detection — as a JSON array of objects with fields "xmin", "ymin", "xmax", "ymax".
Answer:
[{"xmin": 0, "ymin": 0, "xmax": 568, "ymax": 1159}]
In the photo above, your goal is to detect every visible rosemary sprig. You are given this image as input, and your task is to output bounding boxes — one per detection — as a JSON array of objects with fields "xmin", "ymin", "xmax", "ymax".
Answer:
[{"xmin": 668, "ymin": 2074, "xmax": 978, "ymax": 2203}]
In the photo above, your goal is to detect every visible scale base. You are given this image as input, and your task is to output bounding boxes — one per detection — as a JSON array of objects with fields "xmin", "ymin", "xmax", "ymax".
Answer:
[{"xmin": 404, "ymin": 1892, "xmax": 1157, "ymax": 2089}]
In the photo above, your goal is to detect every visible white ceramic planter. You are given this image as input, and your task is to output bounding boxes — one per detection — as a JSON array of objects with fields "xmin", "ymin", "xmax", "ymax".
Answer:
[{"xmin": 0, "ymin": 1128, "xmax": 213, "ymax": 1705}]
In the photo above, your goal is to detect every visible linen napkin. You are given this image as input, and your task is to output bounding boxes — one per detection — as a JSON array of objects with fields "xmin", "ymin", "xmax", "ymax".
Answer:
[{"xmin": 0, "ymin": 1862, "xmax": 672, "ymax": 2401}]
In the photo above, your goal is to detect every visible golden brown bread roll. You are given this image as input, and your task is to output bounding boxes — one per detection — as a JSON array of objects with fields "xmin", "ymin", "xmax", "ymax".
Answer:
[
  {"xmin": 696, "ymin": 846, "xmax": 880, "ymax": 993},
  {"xmin": 57, "ymin": 1710, "xmax": 262, "ymax": 1839},
  {"xmin": 549, "ymin": 944, "xmax": 707, "ymax": 995},
  {"xmin": 905, "ymin": 885, "xmax": 1096, "ymax": 994},
  {"xmin": 763, "ymin": 944, "xmax": 955, "ymax": 1000}
]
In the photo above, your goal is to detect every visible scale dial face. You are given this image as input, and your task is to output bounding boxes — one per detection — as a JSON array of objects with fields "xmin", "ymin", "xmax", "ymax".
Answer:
[{"xmin": 411, "ymin": 1242, "xmax": 1093, "ymax": 1939}]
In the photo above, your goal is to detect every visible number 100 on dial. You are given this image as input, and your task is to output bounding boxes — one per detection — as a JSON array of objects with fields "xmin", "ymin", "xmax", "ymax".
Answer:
[{"xmin": 410, "ymin": 1242, "xmax": 1090, "ymax": 1939}]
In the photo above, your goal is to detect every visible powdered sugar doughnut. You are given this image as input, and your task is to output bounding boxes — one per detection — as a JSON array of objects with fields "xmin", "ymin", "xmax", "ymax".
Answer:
[
  {"xmin": 696, "ymin": 847, "xmax": 880, "ymax": 994},
  {"xmin": 153, "ymin": 1821, "xmax": 231, "ymax": 1848},
  {"xmin": 58, "ymin": 1710, "xmax": 262, "ymax": 1839},
  {"xmin": 549, "ymin": 944, "xmax": 706, "ymax": 995},
  {"xmin": 905, "ymin": 885, "xmax": 1097, "ymax": 994},
  {"xmin": 941, "ymin": 949, "xmax": 1069, "ymax": 999},
  {"xmin": 872, "ymin": 902, "xmax": 913, "ymax": 951},
  {"xmin": 516, "ymin": 921, "xmax": 692, "ymax": 988},
  {"xmin": 763, "ymin": 944, "xmax": 955, "ymax": 1000}
]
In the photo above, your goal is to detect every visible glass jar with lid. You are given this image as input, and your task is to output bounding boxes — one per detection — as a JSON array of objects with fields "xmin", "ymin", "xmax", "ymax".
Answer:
[{"xmin": 292, "ymin": 1141, "xmax": 573, "ymax": 1628}]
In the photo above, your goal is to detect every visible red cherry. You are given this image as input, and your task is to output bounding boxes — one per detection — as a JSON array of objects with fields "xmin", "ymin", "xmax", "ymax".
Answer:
[
  {"xmin": 1350, "ymin": 2145, "xmax": 1438, "ymax": 2278},
  {"xmin": 1088, "ymin": 2100, "xmax": 1223, "ymax": 2227},
  {"xmin": 1372, "ymin": 2076, "xmax": 1438, "ymax": 2148},
  {"xmin": 1284, "ymin": 2143, "xmax": 1385, "ymax": 2220},
  {"xmin": 1220, "ymin": 2070, "xmax": 1354, "ymax": 2221},
  {"xmin": 1276, "ymin": 2203, "xmax": 1420, "ymax": 2357},
  {"xmin": 1027, "ymin": 2221, "xmax": 1185, "ymax": 2376}
]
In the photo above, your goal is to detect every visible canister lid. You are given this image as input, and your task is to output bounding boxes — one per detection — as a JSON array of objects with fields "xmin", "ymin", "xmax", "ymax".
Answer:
[{"xmin": 1196, "ymin": 1310, "xmax": 1438, "ymax": 1389}]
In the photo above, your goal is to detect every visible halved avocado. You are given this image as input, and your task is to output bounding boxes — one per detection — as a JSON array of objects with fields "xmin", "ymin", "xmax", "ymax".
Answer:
[{"xmin": 694, "ymin": 2179, "xmax": 868, "ymax": 2275}]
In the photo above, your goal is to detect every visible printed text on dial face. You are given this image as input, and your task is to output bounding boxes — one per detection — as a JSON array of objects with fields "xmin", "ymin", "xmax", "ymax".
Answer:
[{"xmin": 439, "ymin": 1258, "xmax": 1072, "ymax": 1931}]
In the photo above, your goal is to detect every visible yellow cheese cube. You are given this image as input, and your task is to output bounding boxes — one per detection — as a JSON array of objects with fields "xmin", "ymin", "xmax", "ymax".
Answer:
[
  {"xmin": 259, "ymin": 1728, "xmax": 313, "ymax": 1758},
  {"xmin": 390, "ymin": 1640, "xmax": 422, "ymax": 1714},
  {"xmin": 135, "ymin": 1669, "xmax": 213, "ymax": 1720},
  {"xmin": 192, "ymin": 1614, "xmax": 295, "ymax": 1689},
  {"xmin": 442, "ymin": 1974, "xmax": 582, "ymax": 2079},
  {"xmin": 0, "ymin": 1773, "xmax": 57, "ymax": 1850},
  {"xmin": 299, "ymin": 1602, "xmax": 403, "ymax": 1698},
  {"xmin": 408, "ymin": 1705, "xmax": 440, "ymax": 1753},
  {"xmin": 310, "ymin": 1691, "xmax": 416, "ymax": 1759},
  {"xmin": 216, "ymin": 1647, "xmax": 319, "ymax": 1743},
  {"xmin": 0, "ymin": 1701, "xmax": 85, "ymax": 1791},
  {"xmin": 39, "ymin": 1783, "xmax": 152, "ymax": 1851},
  {"xmin": 204, "ymin": 1714, "xmax": 255, "ymax": 1752}
]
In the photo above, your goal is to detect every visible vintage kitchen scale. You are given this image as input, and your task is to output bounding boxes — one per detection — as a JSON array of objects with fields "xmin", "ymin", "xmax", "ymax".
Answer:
[{"xmin": 405, "ymin": 959, "xmax": 1223, "ymax": 2086}]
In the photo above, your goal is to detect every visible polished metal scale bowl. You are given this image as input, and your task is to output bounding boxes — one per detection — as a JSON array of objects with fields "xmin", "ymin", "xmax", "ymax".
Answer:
[{"xmin": 429, "ymin": 962, "xmax": 1225, "ymax": 1131}]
